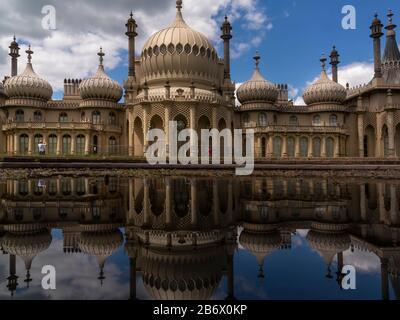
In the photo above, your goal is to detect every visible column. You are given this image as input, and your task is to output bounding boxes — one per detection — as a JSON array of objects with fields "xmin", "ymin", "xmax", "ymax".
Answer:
[
  {"xmin": 143, "ymin": 178, "xmax": 149, "ymax": 226},
  {"xmin": 295, "ymin": 135, "xmax": 300, "ymax": 158},
  {"xmin": 165, "ymin": 106, "xmax": 170, "ymax": 157},
  {"xmin": 360, "ymin": 184, "xmax": 367, "ymax": 221},
  {"xmin": 321, "ymin": 136, "xmax": 326, "ymax": 158},
  {"xmin": 189, "ymin": 106, "xmax": 197, "ymax": 159},
  {"xmin": 267, "ymin": 135, "xmax": 273, "ymax": 158},
  {"xmin": 308, "ymin": 136, "xmax": 313, "ymax": 158},
  {"xmin": 191, "ymin": 178, "xmax": 197, "ymax": 226},
  {"xmin": 390, "ymin": 184, "xmax": 398, "ymax": 226},
  {"xmin": 256, "ymin": 136, "xmax": 261, "ymax": 158},
  {"xmin": 57, "ymin": 135, "xmax": 62, "ymax": 156},
  {"xmin": 13, "ymin": 134, "xmax": 19, "ymax": 155},
  {"xmin": 28, "ymin": 134, "xmax": 33, "ymax": 155},
  {"xmin": 84, "ymin": 134, "xmax": 90, "ymax": 155},
  {"xmin": 380, "ymin": 258, "xmax": 389, "ymax": 300},
  {"xmin": 128, "ymin": 112, "xmax": 133, "ymax": 157},
  {"xmin": 71, "ymin": 135, "xmax": 76, "ymax": 156},
  {"xmin": 143, "ymin": 107, "xmax": 148, "ymax": 153},
  {"xmin": 357, "ymin": 114, "xmax": 365, "ymax": 157},
  {"xmin": 334, "ymin": 135, "xmax": 340, "ymax": 158},
  {"xmin": 212, "ymin": 107, "xmax": 218, "ymax": 129},
  {"xmin": 387, "ymin": 111, "xmax": 395, "ymax": 157},
  {"xmin": 165, "ymin": 178, "xmax": 172, "ymax": 226},
  {"xmin": 282, "ymin": 135, "xmax": 287, "ymax": 158}
]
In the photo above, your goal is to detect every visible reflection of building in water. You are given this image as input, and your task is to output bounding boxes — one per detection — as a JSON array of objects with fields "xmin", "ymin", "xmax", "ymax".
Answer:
[
  {"xmin": 125, "ymin": 177, "xmax": 237, "ymax": 300},
  {"xmin": 0, "ymin": 176, "xmax": 126, "ymax": 294},
  {"xmin": 1, "ymin": 176, "xmax": 400, "ymax": 300}
]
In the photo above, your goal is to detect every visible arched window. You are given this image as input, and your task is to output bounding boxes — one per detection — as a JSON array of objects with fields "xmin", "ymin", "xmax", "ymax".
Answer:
[
  {"xmin": 59, "ymin": 112, "xmax": 68, "ymax": 123},
  {"xmin": 34, "ymin": 111, "xmax": 43, "ymax": 122},
  {"xmin": 300, "ymin": 137, "xmax": 309, "ymax": 157},
  {"xmin": 330, "ymin": 114, "xmax": 338, "ymax": 126},
  {"xmin": 273, "ymin": 136, "xmax": 282, "ymax": 158},
  {"xmin": 109, "ymin": 112, "xmax": 117, "ymax": 126},
  {"xmin": 313, "ymin": 137, "xmax": 322, "ymax": 157},
  {"xmin": 289, "ymin": 115, "xmax": 298, "ymax": 126},
  {"xmin": 313, "ymin": 115, "xmax": 321, "ymax": 126},
  {"xmin": 76, "ymin": 135, "xmax": 85, "ymax": 155},
  {"xmin": 243, "ymin": 113, "xmax": 250, "ymax": 127},
  {"xmin": 34, "ymin": 134, "xmax": 43, "ymax": 154},
  {"xmin": 92, "ymin": 111, "xmax": 101, "ymax": 124},
  {"xmin": 109, "ymin": 137, "xmax": 117, "ymax": 155},
  {"xmin": 259, "ymin": 113, "xmax": 267, "ymax": 127},
  {"xmin": 19, "ymin": 134, "xmax": 29, "ymax": 155},
  {"xmin": 81, "ymin": 112, "xmax": 86, "ymax": 122},
  {"xmin": 62, "ymin": 135, "xmax": 71, "ymax": 155},
  {"xmin": 48, "ymin": 135, "xmax": 57, "ymax": 155},
  {"xmin": 287, "ymin": 137, "xmax": 295, "ymax": 158},
  {"xmin": 15, "ymin": 110, "xmax": 24, "ymax": 122},
  {"xmin": 326, "ymin": 137, "xmax": 334, "ymax": 158}
]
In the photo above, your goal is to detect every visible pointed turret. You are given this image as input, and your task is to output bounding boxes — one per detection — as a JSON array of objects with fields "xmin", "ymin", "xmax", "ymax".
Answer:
[{"xmin": 382, "ymin": 10, "xmax": 400, "ymax": 84}]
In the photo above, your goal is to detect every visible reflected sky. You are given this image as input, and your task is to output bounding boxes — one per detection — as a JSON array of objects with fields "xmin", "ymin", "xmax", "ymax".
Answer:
[{"xmin": 0, "ymin": 176, "xmax": 398, "ymax": 300}]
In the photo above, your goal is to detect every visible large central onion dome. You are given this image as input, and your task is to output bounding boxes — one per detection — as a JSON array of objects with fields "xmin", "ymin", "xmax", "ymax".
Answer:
[
  {"xmin": 236, "ymin": 52, "xmax": 279, "ymax": 105},
  {"xmin": 141, "ymin": 0, "xmax": 219, "ymax": 86},
  {"xmin": 79, "ymin": 48, "xmax": 123, "ymax": 102},
  {"xmin": 4, "ymin": 46, "xmax": 53, "ymax": 101},
  {"xmin": 303, "ymin": 55, "xmax": 346, "ymax": 106}
]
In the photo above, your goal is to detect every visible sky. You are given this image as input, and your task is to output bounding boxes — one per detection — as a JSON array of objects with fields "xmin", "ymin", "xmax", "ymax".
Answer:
[{"xmin": 0, "ymin": 0, "xmax": 400, "ymax": 104}]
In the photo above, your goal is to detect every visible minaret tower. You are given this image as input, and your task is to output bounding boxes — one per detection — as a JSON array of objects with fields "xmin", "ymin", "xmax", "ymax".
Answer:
[
  {"xmin": 221, "ymin": 15, "xmax": 233, "ymax": 80},
  {"xmin": 9, "ymin": 36, "xmax": 20, "ymax": 77},
  {"xmin": 124, "ymin": 11, "xmax": 139, "ymax": 102},
  {"xmin": 370, "ymin": 13, "xmax": 384, "ymax": 79},
  {"xmin": 330, "ymin": 46, "xmax": 340, "ymax": 83}
]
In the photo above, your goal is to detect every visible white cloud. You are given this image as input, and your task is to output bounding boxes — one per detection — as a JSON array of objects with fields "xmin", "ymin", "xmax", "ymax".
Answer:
[{"xmin": 0, "ymin": 0, "xmax": 270, "ymax": 95}]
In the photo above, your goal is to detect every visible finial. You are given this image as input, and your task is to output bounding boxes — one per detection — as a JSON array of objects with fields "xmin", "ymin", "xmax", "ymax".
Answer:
[
  {"xmin": 130, "ymin": 11, "xmax": 133, "ymax": 19},
  {"xmin": 13, "ymin": 35, "xmax": 16, "ymax": 42},
  {"xmin": 26, "ymin": 45, "xmax": 33, "ymax": 64},
  {"xmin": 176, "ymin": 0, "xmax": 183, "ymax": 12},
  {"xmin": 388, "ymin": 9, "xmax": 394, "ymax": 23},
  {"xmin": 254, "ymin": 51, "xmax": 261, "ymax": 68},
  {"xmin": 98, "ymin": 47, "xmax": 105, "ymax": 66},
  {"xmin": 320, "ymin": 53, "xmax": 327, "ymax": 70}
]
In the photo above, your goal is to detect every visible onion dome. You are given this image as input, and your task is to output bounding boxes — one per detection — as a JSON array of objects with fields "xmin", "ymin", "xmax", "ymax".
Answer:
[
  {"xmin": 2, "ymin": 228, "xmax": 52, "ymax": 271},
  {"xmin": 306, "ymin": 223, "xmax": 351, "ymax": 275},
  {"xmin": 303, "ymin": 54, "xmax": 346, "ymax": 106},
  {"xmin": 79, "ymin": 48, "xmax": 123, "ymax": 102},
  {"xmin": 141, "ymin": 0, "xmax": 219, "ymax": 86},
  {"xmin": 4, "ymin": 46, "xmax": 53, "ymax": 101},
  {"xmin": 236, "ymin": 52, "xmax": 279, "ymax": 105},
  {"xmin": 239, "ymin": 224, "xmax": 282, "ymax": 278},
  {"xmin": 141, "ymin": 246, "xmax": 224, "ymax": 300},
  {"xmin": 79, "ymin": 227, "xmax": 123, "ymax": 284},
  {"xmin": 0, "ymin": 81, "xmax": 5, "ymax": 97}
]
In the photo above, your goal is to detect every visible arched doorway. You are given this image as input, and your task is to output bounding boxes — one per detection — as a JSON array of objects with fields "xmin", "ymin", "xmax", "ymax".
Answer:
[
  {"xmin": 273, "ymin": 136, "xmax": 282, "ymax": 158},
  {"xmin": 92, "ymin": 135, "xmax": 98, "ymax": 154},
  {"xmin": 62, "ymin": 135, "xmax": 72, "ymax": 155},
  {"xmin": 133, "ymin": 117, "xmax": 144, "ymax": 157},
  {"xmin": 364, "ymin": 125, "xmax": 376, "ymax": 157},
  {"xmin": 300, "ymin": 137, "xmax": 308, "ymax": 158},
  {"xmin": 19, "ymin": 134, "xmax": 29, "ymax": 155}
]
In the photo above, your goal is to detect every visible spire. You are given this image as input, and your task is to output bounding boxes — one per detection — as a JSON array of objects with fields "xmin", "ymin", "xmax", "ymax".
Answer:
[
  {"xmin": 9, "ymin": 36, "xmax": 20, "ymax": 76},
  {"xmin": 98, "ymin": 47, "xmax": 105, "ymax": 67},
  {"xmin": 26, "ymin": 45, "xmax": 33, "ymax": 64},
  {"xmin": 330, "ymin": 46, "xmax": 340, "ymax": 83},
  {"xmin": 319, "ymin": 53, "xmax": 329, "ymax": 80},
  {"xmin": 176, "ymin": 0, "xmax": 183, "ymax": 12},
  {"xmin": 383, "ymin": 9, "xmax": 400, "ymax": 62},
  {"xmin": 254, "ymin": 51, "xmax": 261, "ymax": 69}
]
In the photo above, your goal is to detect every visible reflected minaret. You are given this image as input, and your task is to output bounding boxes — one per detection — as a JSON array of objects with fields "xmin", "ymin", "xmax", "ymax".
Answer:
[{"xmin": 6, "ymin": 254, "xmax": 18, "ymax": 297}]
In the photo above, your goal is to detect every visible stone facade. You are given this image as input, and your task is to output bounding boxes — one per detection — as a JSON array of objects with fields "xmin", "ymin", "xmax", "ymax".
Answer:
[{"xmin": 1, "ymin": 3, "xmax": 400, "ymax": 160}]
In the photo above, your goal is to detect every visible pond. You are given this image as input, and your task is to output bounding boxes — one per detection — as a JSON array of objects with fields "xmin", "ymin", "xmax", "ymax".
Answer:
[{"xmin": 0, "ymin": 175, "xmax": 398, "ymax": 300}]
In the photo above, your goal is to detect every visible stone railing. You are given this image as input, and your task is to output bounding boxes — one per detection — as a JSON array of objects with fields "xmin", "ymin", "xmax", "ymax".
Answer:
[
  {"xmin": 244, "ymin": 124, "xmax": 348, "ymax": 135},
  {"xmin": 2, "ymin": 121, "xmax": 122, "ymax": 133}
]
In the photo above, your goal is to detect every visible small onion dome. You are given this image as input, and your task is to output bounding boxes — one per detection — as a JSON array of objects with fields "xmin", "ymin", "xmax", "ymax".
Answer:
[
  {"xmin": 141, "ymin": 246, "xmax": 224, "ymax": 300},
  {"xmin": 79, "ymin": 48, "xmax": 123, "ymax": 102},
  {"xmin": 237, "ymin": 52, "xmax": 279, "ymax": 105},
  {"xmin": 4, "ymin": 46, "xmax": 53, "ymax": 101},
  {"xmin": 303, "ymin": 54, "xmax": 346, "ymax": 106},
  {"xmin": 306, "ymin": 224, "xmax": 351, "ymax": 268},
  {"xmin": 2, "ymin": 228, "xmax": 52, "ymax": 271},
  {"xmin": 239, "ymin": 226, "xmax": 282, "ymax": 278}
]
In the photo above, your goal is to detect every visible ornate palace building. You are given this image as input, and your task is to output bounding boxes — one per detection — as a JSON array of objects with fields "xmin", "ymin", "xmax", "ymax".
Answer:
[{"xmin": 1, "ymin": 1, "xmax": 400, "ymax": 159}]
